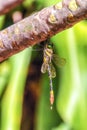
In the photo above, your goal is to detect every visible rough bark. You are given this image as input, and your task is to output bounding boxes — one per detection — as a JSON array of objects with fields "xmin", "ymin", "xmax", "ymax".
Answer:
[
  {"xmin": 0, "ymin": 0, "xmax": 87, "ymax": 62},
  {"xmin": 0, "ymin": 0, "xmax": 24, "ymax": 15}
]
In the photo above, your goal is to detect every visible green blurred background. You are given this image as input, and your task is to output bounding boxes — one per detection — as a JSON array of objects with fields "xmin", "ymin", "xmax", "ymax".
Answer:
[{"xmin": 0, "ymin": 0, "xmax": 87, "ymax": 130}]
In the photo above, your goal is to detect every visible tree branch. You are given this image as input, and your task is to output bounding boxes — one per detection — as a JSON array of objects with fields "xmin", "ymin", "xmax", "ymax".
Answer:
[
  {"xmin": 0, "ymin": 0, "xmax": 24, "ymax": 15},
  {"xmin": 0, "ymin": 0, "xmax": 87, "ymax": 62}
]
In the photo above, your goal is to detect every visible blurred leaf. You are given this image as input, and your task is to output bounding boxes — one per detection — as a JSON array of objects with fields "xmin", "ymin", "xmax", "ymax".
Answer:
[
  {"xmin": 35, "ymin": 74, "xmax": 62, "ymax": 130},
  {"xmin": 73, "ymin": 21, "xmax": 87, "ymax": 45},
  {"xmin": 0, "ymin": 61, "xmax": 11, "ymax": 96},
  {"xmin": 23, "ymin": 0, "xmax": 35, "ymax": 9},
  {"xmin": 36, "ymin": 0, "xmax": 61, "ymax": 8},
  {"xmin": 51, "ymin": 21, "xmax": 87, "ymax": 130},
  {"xmin": 44, "ymin": 0, "xmax": 61, "ymax": 6},
  {"xmin": 53, "ymin": 123, "xmax": 71, "ymax": 130},
  {"xmin": 1, "ymin": 48, "xmax": 32, "ymax": 130},
  {"xmin": 0, "ymin": 15, "xmax": 5, "ymax": 30}
]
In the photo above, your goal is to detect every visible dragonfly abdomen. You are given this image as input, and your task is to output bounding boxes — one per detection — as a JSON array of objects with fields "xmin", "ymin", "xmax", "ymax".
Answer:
[{"xmin": 47, "ymin": 65, "xmax": 54, "ymax": 108}]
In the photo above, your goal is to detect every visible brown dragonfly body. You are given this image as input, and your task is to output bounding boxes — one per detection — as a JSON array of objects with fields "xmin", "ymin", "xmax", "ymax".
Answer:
[{"xmin": 41, "ymin": 40, "xmax": 66, "ymax": 109}]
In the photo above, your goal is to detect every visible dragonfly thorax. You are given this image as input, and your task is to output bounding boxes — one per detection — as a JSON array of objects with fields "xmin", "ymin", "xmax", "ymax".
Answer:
[{"xmin": 43, "ymin": 45, "xmax": 53, "ymax": 63}]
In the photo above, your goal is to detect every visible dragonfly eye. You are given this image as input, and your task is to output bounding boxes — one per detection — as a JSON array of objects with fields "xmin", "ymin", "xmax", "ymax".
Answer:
[{"xmin": 47, "ymin": 44, "xmax": 52, "ymax": 49}]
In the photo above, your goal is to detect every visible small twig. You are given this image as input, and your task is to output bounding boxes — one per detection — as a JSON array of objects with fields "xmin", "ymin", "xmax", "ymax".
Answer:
[
  {"xmin": 0, "ymin": 0, "xmax": 87, "ymax": 62},
  {"xmin": 0, "ymin": 0, "xmax": 24, "ymax": 15}
]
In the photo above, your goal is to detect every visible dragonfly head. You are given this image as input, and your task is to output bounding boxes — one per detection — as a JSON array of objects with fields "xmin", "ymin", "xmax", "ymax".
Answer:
[
  {"xmin": 47, "ymin": 41, "xmax": 53, "ymax": 48},
  {"xmin": 44, "ymin": 39, "xmax": 53, "ymax": 49}
]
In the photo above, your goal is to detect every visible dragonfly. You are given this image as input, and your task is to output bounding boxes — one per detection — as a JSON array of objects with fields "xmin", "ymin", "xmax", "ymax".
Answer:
[{"xmin": 41, "ymin": 39, "xmax": 66, "ymax": 109}]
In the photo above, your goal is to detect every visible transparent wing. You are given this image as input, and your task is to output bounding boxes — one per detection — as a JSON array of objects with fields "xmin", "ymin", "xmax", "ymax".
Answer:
[
  {"xmin": 41, "ymin": 63, "xmax": 48, "ymax": 73},
  {"xmin": 52, "ymin": 54, "xmax": 66, "ymax": 67},
  {"xmin": 50, "ymin": 63, "xmax": 56, "ymax": 78}
]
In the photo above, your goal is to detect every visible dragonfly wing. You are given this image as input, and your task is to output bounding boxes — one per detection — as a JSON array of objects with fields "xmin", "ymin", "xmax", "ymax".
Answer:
[
  {"xmin": 41, "ymin": 63, "xmax": 48, "ymax": 73},
  {"xmin": 50, "ymin": 63, "xmax": 56, "ymax": 78},
  {"xmin": 53, "ymin": 54, "xmax": 66, "ymax": 67}
]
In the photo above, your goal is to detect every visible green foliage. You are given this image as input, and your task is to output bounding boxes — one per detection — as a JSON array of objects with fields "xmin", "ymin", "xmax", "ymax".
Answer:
[
  {"xmin": 0, "ymin": 15, "xmax": 5, "ymax": 29},
  {"xmin": 1, "ymin": 48, "xmax": 32, "ymax": 130},
  {"xmin": 23, "ymin": 0, "xmax": 35, "ymax": 8},
  {"xmin": 35, "ymin": 75, "xmax": 62, "ymax": 130},
  {"xmin": 51, "ymin": 21, "xmax": 87, "ymax": 130}
]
